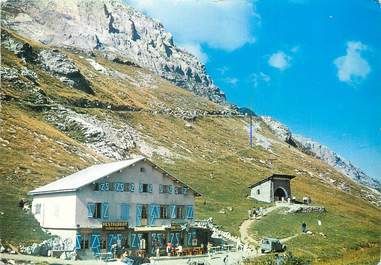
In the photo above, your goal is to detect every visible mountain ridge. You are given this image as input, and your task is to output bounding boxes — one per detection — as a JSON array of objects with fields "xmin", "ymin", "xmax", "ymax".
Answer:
[
  {"xmin": 261, "ymin": 116, "xmax": 381, "ymax": 191},
  {"xmin": 1, "ymin": 0, "xmax": 226, "ymax": 103}
]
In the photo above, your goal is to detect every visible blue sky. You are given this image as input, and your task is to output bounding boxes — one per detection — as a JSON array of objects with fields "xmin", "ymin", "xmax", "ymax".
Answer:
[{"xmin": 127, "ymin": 0, "xmax": 381, "ymax": 180}]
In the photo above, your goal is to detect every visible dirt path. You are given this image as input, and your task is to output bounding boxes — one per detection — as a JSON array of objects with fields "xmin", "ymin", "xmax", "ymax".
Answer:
[{"xmin": 239, "ymin": 205, "xmax": 280, "ymax": 248}]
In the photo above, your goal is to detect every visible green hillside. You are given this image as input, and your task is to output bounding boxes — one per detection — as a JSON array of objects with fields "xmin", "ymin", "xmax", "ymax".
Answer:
[{"xmin": 0, "ymin": 29, "xmax": 379, "ymax": 264}]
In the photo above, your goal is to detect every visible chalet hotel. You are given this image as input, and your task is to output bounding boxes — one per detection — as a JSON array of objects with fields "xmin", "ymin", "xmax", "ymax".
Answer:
[{"xmin": 29, "ymin": 156, "xmax": 207, "ymax": 256}]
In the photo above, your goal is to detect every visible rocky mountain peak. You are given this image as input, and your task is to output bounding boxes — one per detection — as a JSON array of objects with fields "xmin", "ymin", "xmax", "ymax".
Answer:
[{"xmin": 1, "ymin": 0, "xmax": 226, "ymax": 103}]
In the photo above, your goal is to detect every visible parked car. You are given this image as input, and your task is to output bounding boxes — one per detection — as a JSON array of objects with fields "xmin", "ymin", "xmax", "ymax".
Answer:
[{"xmin": 260, "ymin": 238, "xmax": 286, "ymax": 253}]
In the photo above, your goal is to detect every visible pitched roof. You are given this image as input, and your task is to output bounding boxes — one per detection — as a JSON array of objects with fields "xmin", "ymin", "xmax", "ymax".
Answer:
[
  {"xmin": 29, "ymin": 156, "xmax": 201, "ymax": 196},
  {"xmin": 248, "ymin": 174, "xmax": 295, "ymax": 189}
]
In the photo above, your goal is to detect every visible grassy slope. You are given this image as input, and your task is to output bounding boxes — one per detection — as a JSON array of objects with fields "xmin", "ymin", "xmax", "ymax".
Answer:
[{"xmin": 0, "ymin": 30, "xmax": 380, "ymax": 263}]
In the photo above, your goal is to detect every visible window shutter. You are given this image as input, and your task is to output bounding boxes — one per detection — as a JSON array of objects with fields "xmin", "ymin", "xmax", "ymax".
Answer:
[
  {"xmin": 155, "ymin": 205, "xmax": 160, "ymax": 219},
  {"xmin": 148, "ymin": 204, "xmax": 153, "ymax": 225},
  {"xmin": 75, "ymin": 234, "xmax": 81, "ymax": 250},
  {"xmin": 175, "ymin": 233, "xmax": 181, "ymax": 246},
  {"xmin": 148, "ymin": 184, "xmax": 153, "ymax": 193},
  {"xmin": 136, "ymin": 205, "xmax": 142, "ymax": 226},
  {"xmin": 131, "ymin": 234, "xmax": 138, "ymax": 248},
  {"xmin": 87, "ymin": 203, "xmax": 95, "ymax": 218},
  {"xmin": 139, "ymin": 183, "xmax": 143, "ymax": 193},
  {"xmin": 170, "ymin": 205, "xmax": 176, "ymax": 219},
  {"xmin": 183, "ymin": 187, "xmax": 188, "ymax": 195},
  {"xmin": 174, "ymin": 187, "xmax": 178, "ymax": 194},
  {"xmin": 121, "ymin": 203, "xmax": 129, "ymax": 220},
  {"xmin": 114, "ymin": 182, "xmax": 124, "ymax": 192},
  {"xmin": 108, "ymin": 234, "xmax": 116, "ymax": 251},
  {"xmin": 130, "ymin": 183, "xmax": 135, "ymax": 192},
  {"xmin": 159, "ymin": 184, "xmax": 163, "ymax": 193},
  {"xmin": 169, "ymin": 233, "xmax": 174, "ymax": 245},
  {"xmin": 102, "ymin": 202, "xmax": 109, "ymax": 219},
  {"xmin": 187, "ymin": 232, "xmax": 192, "ymax": 246},
  {"xmin": 91, "ymin": 234, "xmax": 100, "ymax": 254},
  {"xmin": 186, "ymin": 206, "xmax": 194, "ymax": 219},
  {"xmin": 168, "ymin": 185, "xmax": 173, "ymax": 194}
]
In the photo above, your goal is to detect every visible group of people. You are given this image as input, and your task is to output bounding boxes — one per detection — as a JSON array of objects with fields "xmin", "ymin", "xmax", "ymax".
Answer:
[
  {"xmin": 248, "ymin": 207, "xmax": 263, "ymax": 219},
  {"xmin": 163, "ymin": 242, "xmax": 183, "ymax": 257}
]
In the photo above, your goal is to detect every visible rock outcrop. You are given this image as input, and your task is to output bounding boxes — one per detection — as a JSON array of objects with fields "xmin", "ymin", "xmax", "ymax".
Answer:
[
  {"xmin": 1, "ymin": 0, "xmax": 226, "ymax": 103},
  {"xmin": 38, "ymin": 49, "xmax": 93, "ymax": 94}
]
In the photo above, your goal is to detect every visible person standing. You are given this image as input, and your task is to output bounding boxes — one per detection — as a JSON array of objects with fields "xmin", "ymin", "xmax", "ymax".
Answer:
[
  {"xmin": 223, "ymin": 254, "xmax": 229, "ymax": 265},
  {"xmin": 301, "ymin": 222, "xmax": 307, "ymax": 233},
  {"xmin": 166, "ymin": 242, "xmax": 172, "ymax": 256}
]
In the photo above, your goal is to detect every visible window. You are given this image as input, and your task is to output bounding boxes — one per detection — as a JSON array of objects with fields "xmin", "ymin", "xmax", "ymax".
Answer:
[
  {"xmin": 139, "ymin": 183, "xmax": 152, "ymax": 193},
  {"xmin": 93, "ymin": 183, "xmax": 99, "ymax": 191},
  {"xmin": 176, "ymin": 206, "xmax": 184, "ymax": 219},
  {"xmin": 124, "ymin": 183, "xmax": 135, "ymax": 192},
  {"xmin": 99, "ymin": 182, "xmax": 109, "ymax": 191},
  {"xmin": 160, "ymin": 205, "xmax": 168, "ymax": 219},
  {"xmin": 257, "ymin": 189, "xmax": 260, "ymax": 195},
  {"xmin": 141, "ymin": 205, "xmax": 148, "ymax": 219},
  {"xmin": 89, "ymin": 203, "xmax": 102, "ymax": 219},
  {"xmin": 175, "ymin": 187, "xmax": 184, "ymax": 194},
  {"xmin": 35, "ymin": 203, "xmax": 41, "ymax": 214},
  {"xmin": 160, "ymin": 184, "xmax": 173, "ymax": 194},
  {"xmin": 140, "ymin": 167, "xmax": 145, "ymax": 172},
  {"xmin": 80, "ymin": 235, "xmax": 89, "ymax": 249},
  {"xmin": 114, "ymin": 182, "xmax": 124, "ymax": 192}
]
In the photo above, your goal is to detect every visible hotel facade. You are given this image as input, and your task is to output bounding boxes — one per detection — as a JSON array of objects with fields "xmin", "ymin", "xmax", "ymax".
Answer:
[{"xmin": 29, "ymin": 156, "xmax": 207, "ymax": 256}]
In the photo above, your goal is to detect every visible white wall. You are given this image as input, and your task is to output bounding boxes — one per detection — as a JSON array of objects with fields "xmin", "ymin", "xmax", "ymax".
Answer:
[
  {"xmin": 250, "ymin": 181, "xmax": 272, "ymax": 203},
  {"xmin": 32, "ymin": 192, "xmax": 77, "ymax": 238}
]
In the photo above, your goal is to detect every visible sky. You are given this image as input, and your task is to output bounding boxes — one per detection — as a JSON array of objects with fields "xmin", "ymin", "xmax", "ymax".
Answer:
[{"xmin": 127, "ymin": 0, "xmax": 381, "ymax": 180}]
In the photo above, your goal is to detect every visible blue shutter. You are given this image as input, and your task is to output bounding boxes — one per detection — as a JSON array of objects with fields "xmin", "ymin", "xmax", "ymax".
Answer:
[
  {"xmin": 75, "ymin": 234, "xmax": 81, "ymax": 250},
  {"xmin": 136, "ymin": 204, "xmax": 142, "ymax": 226},
  {"xmin": 114, "ymin": 182, "xmax": 124, "ymax": 192},
  {"xmin": 159, "ymin": 184, "xmax": 163, "ymax": 193},
  {"xmin": 131, "ymin": 234, "xmax": 138, "ymax": 248},
  {"xmin": 155, "ymin": 205, "xmax": 160, "ymax": 219},
  {"xmin": 108, "ymin": 234, "xmax": 116, "ymax": 250},
  {"xmin": 169, "ymin": 233, "xmax": 175, "ymax": 245},
  {"xmin": 189, "ymin": 206, "xmax": 194, "ymax": 219},
  {"xmin": 100, "ymin": 183, "xmax": 109, "ymax": 191},
  {"xmin": 148, "ymin": 184, "xmax": 153, "ymax": 193},
  {"xmin": 117, "ymin": 234, "xmax": 122, "ymax": 246},
  {"xmin": 169, "ymin": 205, "xmax": 176, "ymax": 219},
  {"xmin": 187, "ymin": 232, "xmax": 192, "ymax": 246},
  {"xmin": 87, "ymin": 203, "xmax": 95, "ymax": 218},
  {"xmin": 130, "ymin": 183, "xmax": 135, "ymax": 192},
  {"xmin": 175, "ymin": 233, "xmax": 180, "ymax": 247},
  {"xmin": 183, "ymin": 187, "xmax": 188, "ymax": 195},
  {"xmin": 157, "ymin": 233, "xmax": 163, "ymax": 247},
  {"xmin": 102, "ymin": 202, "xmax": 109, "ymax": 219},
  {"xmin": 139, "ymin": 183, "xmax": 143, "ymax": 193},
  {"xmin": 168, "ymin": 185, "xmax": 173, "ymax": 194},
  {"xmin": 186, "ymin": 206, "xmax": 194, "ymax": 219},
  {"xmin": 149, "ymin": 204, "xmax": 155, "ymax": 226},
  {"xmin": 91, "ymin": 234, "xmax": 101, "ymax": 254},
  {"xmin": 121, "ymin": 203, "xmax": 129, "ymax": 220}
]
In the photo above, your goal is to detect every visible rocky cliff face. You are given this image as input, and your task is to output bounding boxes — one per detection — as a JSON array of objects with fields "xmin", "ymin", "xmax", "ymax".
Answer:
[
  {"xmin": 261, "ymin": 116, "xmax": 381, "ymax": 191},
  {"xmin": 1, "ymin": 0, "xmax": 226, "ymax": 103}
]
